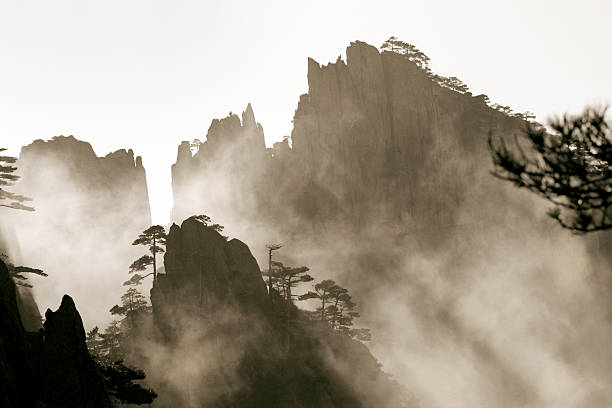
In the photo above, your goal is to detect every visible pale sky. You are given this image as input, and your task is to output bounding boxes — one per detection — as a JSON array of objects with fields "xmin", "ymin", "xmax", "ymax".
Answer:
[{"xmin": 2, "ymin": 0, "xmax": 610, "ymax": 224}]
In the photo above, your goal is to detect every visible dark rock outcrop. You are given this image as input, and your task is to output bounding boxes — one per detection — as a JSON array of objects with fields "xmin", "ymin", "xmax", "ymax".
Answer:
[
  {"xmin": 0, "ymin": 258, "xmax": 113, "ymax": 408},
  {"xmin": 152, "ymin": 217, "xmax": 270, "ymax": 340},
  {"xmin": 39, "ymin": 295, "xmax": 113, "ymax": 408},
  {"xmin": 142, "ymin": 218, "xmax": 413, "ymax": 407}
]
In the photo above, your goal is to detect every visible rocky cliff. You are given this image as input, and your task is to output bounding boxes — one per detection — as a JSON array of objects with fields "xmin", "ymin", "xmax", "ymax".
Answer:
[
  {"xmin": 6, "ymin": 136, "xmax": 152, "ymax": 329},
  {"xmin": 138, "ymin": 217, "xmax": 413, "ymax": 407},
  {"xmin": 170, "ymin": 41, "xmax": 521, "ymax": 237},
  {"xmin": 0, "ymin": 258, "xmax": 113, "ymax": 408}
]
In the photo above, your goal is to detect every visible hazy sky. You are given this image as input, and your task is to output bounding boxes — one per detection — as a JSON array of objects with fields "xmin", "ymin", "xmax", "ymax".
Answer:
[{"xmin": 2, "ymin": 0, "xmax": 610, "ymax": 224}]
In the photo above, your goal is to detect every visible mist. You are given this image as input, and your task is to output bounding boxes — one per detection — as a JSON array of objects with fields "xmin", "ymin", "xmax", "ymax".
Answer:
[
  {"xmin": 161, "ymin": 43, "xmax": 612, "ymax": 407},
  {"xmin": 1, "ymin": 36, "xmax": 611, "ymax": 407}
]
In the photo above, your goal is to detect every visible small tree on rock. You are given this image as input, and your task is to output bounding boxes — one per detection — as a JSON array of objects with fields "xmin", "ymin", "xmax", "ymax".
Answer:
[
  {"xmin": 491, "ymin": 103, "xmax": 514, "ymax": 116},
  {"xmin": 188, "ymin": 214, "xmax": 227, "ymax": 240},
  {"xmin": 380, "ymin": 36, "xmax": 431, "ymax": 72},
  {"xmin": 436, "ymin": 76, "xmax": 470, "ymax": 94}
]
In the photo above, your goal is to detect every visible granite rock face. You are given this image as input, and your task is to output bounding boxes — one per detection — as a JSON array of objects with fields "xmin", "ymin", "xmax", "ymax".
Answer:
[
  {"xmin": 0, "ymin": 258, "xmax": 113, "ymax": 408},
  {"xmin": 290, "ymin": 42, "xmax": 512, "ymax": 230},
  {"xmin": 170, "ymin": 41, "xmax": 522, "ymax": 237},
  {"xmin": 152, "ymin": 217, "xmax": 270, "ymax": 339}
]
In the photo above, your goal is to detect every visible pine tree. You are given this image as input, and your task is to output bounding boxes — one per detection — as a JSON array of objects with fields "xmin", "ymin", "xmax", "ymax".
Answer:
[
  {"xmin": 0, "ymin": 148, "xmax": 33, "ymax": 211},
  {"xmin": 127, "ymin": 225, "xmax": 167, "ymax": 285},
  {"xmin": 0, "ymin": 253, "xmax": 47, "ymax": 288},
  {"xmin": 270, "ymin": 261, "xmax": 313, "ymax": 301},
  {"xmin": 110, "ymin": 288, "xmax": 150, "ymax": 327},
  {"xmin": 490, "ymin": 106, "xmax": 611, "ymax": 232},
  {"xmin": 264, "ymin": 243, "xmax": 282, "ymax": 296},
  {"xmin": 300, "ymin": 280, "xmax": 371, "ymax": 341},
  {"xmin": 299, "ymin": 279, "xmax": 337, "ymax": 321},
  {"xmin": 380, "ymin": 36, "xmax": 431, "ymax": 72}
]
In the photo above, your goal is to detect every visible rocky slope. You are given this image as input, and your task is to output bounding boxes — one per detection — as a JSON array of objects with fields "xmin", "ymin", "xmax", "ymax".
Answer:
[
  {"xmin": 0, "ymin": 258, "xmax": 113, "ymax": 408},
  {"xmin": 6, "ymin": 136, "xmax": 152, "ymax": 329}
]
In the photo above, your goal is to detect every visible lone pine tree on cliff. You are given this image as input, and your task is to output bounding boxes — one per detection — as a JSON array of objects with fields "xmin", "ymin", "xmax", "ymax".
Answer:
[
  {"xmin": 489, "ymin": 106, "xmax": 611, "ymax": 233},
  {"xmin": 0, "ymin": 147, "xmax": 34, "ymax": 211},
  {"xmin": 126, "ymin": 225, "xmax": 167, "ymax": 286}
]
